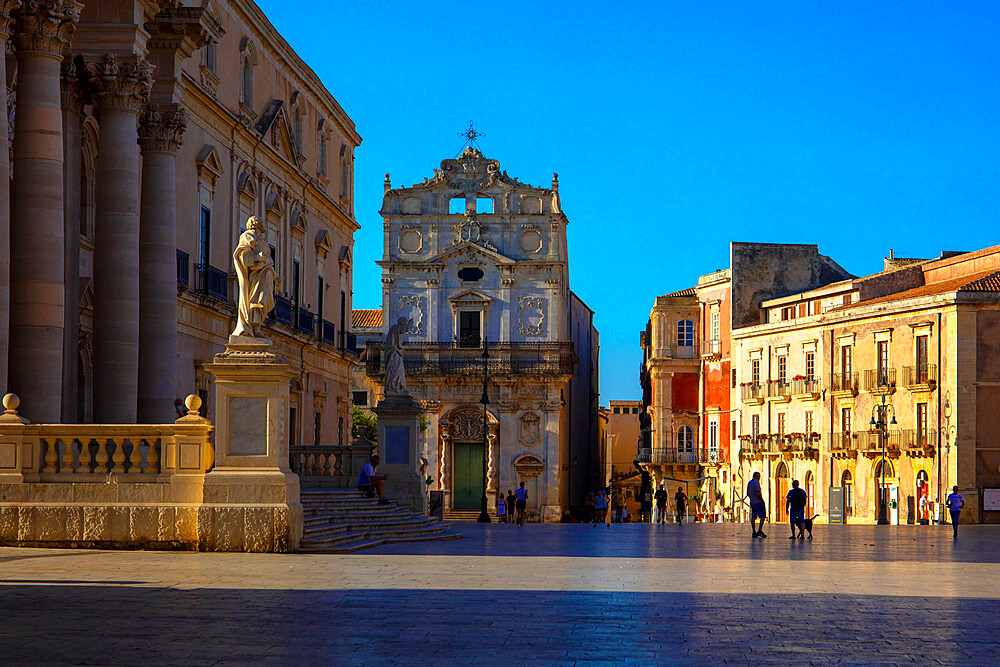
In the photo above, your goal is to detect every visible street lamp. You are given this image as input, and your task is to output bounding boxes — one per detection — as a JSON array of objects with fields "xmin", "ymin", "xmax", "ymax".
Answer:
[
  {"xmin": 869, "ymin": 388, "xmax": 897, "ymax": 525},
  {"xmin": 477, "ymin": 336, "xmax": 491, "ymax": 523}
]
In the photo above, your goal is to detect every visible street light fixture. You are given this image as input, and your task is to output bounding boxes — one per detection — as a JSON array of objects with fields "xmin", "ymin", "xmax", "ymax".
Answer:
[
  {"xmin": 869, "ymin": 387, "xmax": 897, "ymax": 525},
  {"xmin": 477, "ymin": 336, "xmax": 491, "ymax": 523}
]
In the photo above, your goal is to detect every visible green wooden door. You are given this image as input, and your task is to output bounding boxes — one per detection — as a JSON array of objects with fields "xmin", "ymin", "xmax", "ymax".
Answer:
[{"xmin": 453, "ymin": 442, "xmax": 484, "ymax": 510}]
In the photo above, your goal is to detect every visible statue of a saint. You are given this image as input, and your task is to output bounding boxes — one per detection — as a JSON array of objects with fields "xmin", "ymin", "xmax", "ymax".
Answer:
[
  {"xmin": 232, "ymin": 216, "xmax": 275, "ymax": 338},
  {"xmin": 384, "ymin": 317, "xmax": 410, "ymax": 396}
]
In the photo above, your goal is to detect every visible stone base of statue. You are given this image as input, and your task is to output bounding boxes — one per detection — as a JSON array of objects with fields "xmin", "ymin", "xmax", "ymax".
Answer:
[
  {"xmin": 374, "ymin": 394, "xmax": 427, "ymax": 516},
  {"xmin": 201, "ymin": 336, "xmax": 303, "ymax": 552}
]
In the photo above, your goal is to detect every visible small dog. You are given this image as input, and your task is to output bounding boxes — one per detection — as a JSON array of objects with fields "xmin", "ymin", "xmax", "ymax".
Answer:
[{"xmin": 802, "ymin": 514, "xmax": 820, "ymax": 539}]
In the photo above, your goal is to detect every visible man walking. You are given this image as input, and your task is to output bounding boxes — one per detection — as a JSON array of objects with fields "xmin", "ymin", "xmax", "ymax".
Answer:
[
  {"xmin": 674, "ymin": 485, "xmax": 688, "ymax": 524},
  {"xmin": 947, "ymin": 485, "xmax": 964, "ymax": 539},
  {"xmin": 515, "ymin": 482, "xmax": 528, "ymax": 525},
  {"xmin": 786, "ymin": 479, "xmax": 808, "ymax": 539},
  {"xmin": 747, "ymin": 471, "xmax": 767, "ymax": 538},
  {"xmin": 654, "ymin": 485, "xmax": 668, "ymax": 524}
]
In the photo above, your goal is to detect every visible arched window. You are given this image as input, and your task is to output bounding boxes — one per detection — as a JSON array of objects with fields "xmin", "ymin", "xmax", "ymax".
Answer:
[
  {"xmin": 677, "ymin": 320, "xmax": 694, "ymax": 348},
  {"xmin": 242, "ymin": 58, "xmax": 253, "ymax": 106},
  {"xmin": 318, "ymin": 133, "xmax": 327, "ymax": 177},
  {"xmin": 677, "ymin": 425, "xmax": 693, "ymax": 453},
  {"xmin": 294, "ymin": 107, "xmax": 303, "ymax": 153},
  {"xmin": 842, "ymin": 470, "xmax": 853, "ymax": 517}
]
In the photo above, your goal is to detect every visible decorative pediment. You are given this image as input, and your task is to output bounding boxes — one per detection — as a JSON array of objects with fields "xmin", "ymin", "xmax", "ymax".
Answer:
[
  {"xmin": 290, "ymin": 207, "xmax": 306, "ymax": 233},
  {"xmin": 314, "ymin": 230, "xmax": 333, "ymax": 259},
  {"xmin": 449, "ymin": 289, "xmax": 492, "ymax": 308},
  {"xmin": 427, "ymin": 241, "xmax": 513, "ymax": 267},
  {"xmin": 256, "ymin": 99, "xmax": 300, "ymax": 166},
  {"xmin": 338, "ymin": 245, "xmax": 352, "ymax": 269},
  {"xmin": 237, "ymin": 171, "xmax": 256, "ymax": 199},
  {"xmin": 195, "ymin": 144, "xmax": 223, "ymax": 186},
  {"xmin": 265, "ymin": 189, "xmax": 283, "ymax": 216},
  {"xmin": 513, "ymin": 453, "xmax": 545, "ymax": 477}
]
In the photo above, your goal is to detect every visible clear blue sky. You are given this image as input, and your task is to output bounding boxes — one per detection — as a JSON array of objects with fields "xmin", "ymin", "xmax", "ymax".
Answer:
[{"xmin": 257, "ymin": 0, "xmax": 1000, "ymax": 401}]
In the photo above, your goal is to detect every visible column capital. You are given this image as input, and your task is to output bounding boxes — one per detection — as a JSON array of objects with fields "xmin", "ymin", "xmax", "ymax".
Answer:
[
  {"xmin": 138, "ymin": 105, "xmax": 186, "ymax": 154},
  {"xmin": 85, "ymin": 53, "xmax": 153, "ymax": 113},
  {"xmin": 12, "ymin": 0, "xmax": 82, "ymax": 55},
  {"xmin": 60, "ymin": 57, "xmax": 85, "ymax": 113},
  {"xmin": 145, "ymin": 4, "xmax": 224, "ymax": 59},
  {"xmin": 0, "ymin": 0, "xmax": 21, "ymax": 41}
]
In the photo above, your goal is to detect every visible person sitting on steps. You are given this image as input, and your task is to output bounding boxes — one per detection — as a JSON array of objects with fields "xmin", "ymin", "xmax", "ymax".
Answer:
[{"xmin": 357, "ymin": 454, "xmax": 389, "ymax": 504}]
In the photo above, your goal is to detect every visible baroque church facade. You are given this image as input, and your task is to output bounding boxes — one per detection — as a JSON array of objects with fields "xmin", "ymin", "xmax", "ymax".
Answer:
[{"xmin": 368, "ymin": 147, "xmax": 597, "ymax": 522}]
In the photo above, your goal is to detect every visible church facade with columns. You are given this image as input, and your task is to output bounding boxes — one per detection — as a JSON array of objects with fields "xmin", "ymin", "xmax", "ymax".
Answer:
[
  {"xmin": 0, "ymin": 0, "xmax": 361, "ymax": 443},
  {"xmin": 368, "ymin": 147, "xmax": 598, "ymax": 522}
]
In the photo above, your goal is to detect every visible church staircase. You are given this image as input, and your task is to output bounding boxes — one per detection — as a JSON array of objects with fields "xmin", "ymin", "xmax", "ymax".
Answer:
[{"xmin": 298, "ymin": 488, "xmax": 459, "ymax": 553}]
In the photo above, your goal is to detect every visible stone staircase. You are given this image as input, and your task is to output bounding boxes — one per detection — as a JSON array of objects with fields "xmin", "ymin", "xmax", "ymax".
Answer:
[{"xmin": 298, "ymin": 488, "xmax": 460, "ymax": 553}]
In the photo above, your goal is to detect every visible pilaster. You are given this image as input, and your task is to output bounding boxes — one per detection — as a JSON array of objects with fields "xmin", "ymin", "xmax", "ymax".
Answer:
[
  {"xmin": 0, "ymin": 0, "xmax": 19, "ymax": 396},
  {"xmin": 60, "ymin": 58, "xmax": 84, "ymax": 422}
]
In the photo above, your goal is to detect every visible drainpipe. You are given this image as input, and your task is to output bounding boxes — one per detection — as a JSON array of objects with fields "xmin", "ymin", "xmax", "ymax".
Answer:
[
  {"xmin": 766, "ymin": 344, "xmax": 771, "ymax": 519},
  {"xmin": 936, "ymin": 311, "xmax": 942, "ymax": 510},
  {"xmin": 829, "ymin": 328, "xmax": 835, "ymax": 489}
]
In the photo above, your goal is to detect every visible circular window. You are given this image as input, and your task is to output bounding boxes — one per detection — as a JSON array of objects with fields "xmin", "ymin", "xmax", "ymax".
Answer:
[{"xmin": 458, "ymin": 267, "xmax": 484, "ymax": 282}]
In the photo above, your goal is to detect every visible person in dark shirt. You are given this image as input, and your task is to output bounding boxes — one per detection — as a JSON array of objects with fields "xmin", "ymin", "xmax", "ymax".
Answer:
[
  {"xmin": 506, "ymin": 490, "xmax": 516, "ymax": 524},
  {"xmin": 785, "ymin": 479, "xmax": 808, "ymax": 539},
  {"xmin": 654, "ymin": 485, "xmax": 668, "ymax": 524},
  {"xmin": 674, "ymin": 486, "xmax": 688, "ymax": 524}
]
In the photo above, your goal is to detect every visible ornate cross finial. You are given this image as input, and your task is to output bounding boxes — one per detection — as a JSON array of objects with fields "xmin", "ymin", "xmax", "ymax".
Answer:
[{"xmin": 458, "ymin": 120, "xmax": 484, "ymax": 149}]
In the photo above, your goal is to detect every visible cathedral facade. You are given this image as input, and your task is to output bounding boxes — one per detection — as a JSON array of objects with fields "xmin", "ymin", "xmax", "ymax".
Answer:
[{"xmin": 368, "ymin": 147, "xmax": 596, "ymax": 522}]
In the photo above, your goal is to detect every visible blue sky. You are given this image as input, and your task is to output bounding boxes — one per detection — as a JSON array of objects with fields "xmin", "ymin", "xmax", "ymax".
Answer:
[{"xmin": 257, "ymin": 1, "xmax": 1000, "ymax": 401}]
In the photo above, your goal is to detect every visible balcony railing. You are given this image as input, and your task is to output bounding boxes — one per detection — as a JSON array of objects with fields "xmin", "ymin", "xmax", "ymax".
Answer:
[
  {"xmin": 297, "ymin": 307, "xmax": 317, "ymax": 336},
  {"xmin": 859, "ymin": 429, "xmax": 902, "ymax": 451},
  {"xmin": 863, "ymin": 368, "xmax": 897, "ymax": 392},
  {"xmin": 830, "ymin": 431, "xmax": 860, "ymax": 451},
  {"xmin": 366, "ymin": 341, "xmax": 576, "ymax": 378},
  {"xmin": 740, "ymin": 383, "xmax": 763, "ymax": 402},
  {"xmin": 341, "ymin": 330, "xmax": 358, "ymax": 355},
  {"xmin": 831, "ymin": 371, "xmax": 859, "ymax": 393},
  {"xmin": 701, "ymin": 339, "xmax": 721, "ymax": 357},
  {"xmin": 193, "ymin": 263, "xmax": 228, "ymax": 301},
  {"xmin": 791, "ymin": 377, "xmax": 821, "ymax": 396},
  {"xmin": 648, "ymin": 447, "xmax": 719, "ymax": 464},
  {"xmin": 902, "ymin": 364, "xmax": 937, "ymax": 388},
  {"xmin": 766, "ymin": 381, "xmax": 790, "ymax": 399},
  {"xmin": 272, "ymin": 294, "xmax": 293, "ymax": 326},
  {"xmin": 901, "ymin": 429, "xmax": 937, "ymax": 449},
  {"xmin": 321, "ymin": 320, "xmax": 337, "ymax": 346},
  {"xmin": 176, "ymin": 249, "xmax": 189, "ymax": 286}
]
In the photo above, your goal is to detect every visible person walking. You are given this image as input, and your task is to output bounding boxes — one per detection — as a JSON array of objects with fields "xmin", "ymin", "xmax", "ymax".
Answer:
[
  {"xmin": 506, "ymin": 489, "xmax": 516, "ymax": 524},
  {"xmin": 674, "ymin": 485, "xmax": 688, "ymax": 525},
  {"xmin": 786, "ymin": 479, "xmax": 807, "ymax": 539},
  {"xmin": 594, "ymin": 489, "xmax": 609, "ymax": 527},
  {"xmin": 947, "ymin": 485, "xmax": 964, "ymax": 539},
  {"xmin": 747, "ymin": 471, "xmax": 767, "ymax": 538},
  {"xmin": 515, "ymin": 482, "xmax": 528, "ymax": 525},
  {"xmin": 497, "ymin": 490, "xmax": 507, "ymax": 524},
  {"xmin": 654, "ymin": 485, "xmax": 668, "ymax": 524}
]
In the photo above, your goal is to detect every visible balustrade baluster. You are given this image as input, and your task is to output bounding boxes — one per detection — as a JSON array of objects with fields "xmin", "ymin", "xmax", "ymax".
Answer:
[
  {"xmin": 61, "ymin": 438, "xmax": 75, "ymax": 473},
  {"xmin": 79, "ymin": 439, "xmax": 92, "ymax": 472},
  {"xmin": 42, "ymin": 440, "xmax": 58, "ymax": 473},
  {"xmin": 145, "ymin": 439, "xmax": 159, "ymax": 474},
  {"xmin": 322, "ymin": 452, "xmax": 332, "ymax": 477},
  {"xmin": 95, "ymin": 440, "xmax": 110, "ymax": 472},
  {"xmin": 126, "ymin": 440, "xmax": 142, "ymax": 473},
  {"xmin": 333, "ymin": 451, "xmax": 343, "ymax": 476},
  {"xmin": 111, "ymin": 440, "xmax": 126, "ymax": 473}
]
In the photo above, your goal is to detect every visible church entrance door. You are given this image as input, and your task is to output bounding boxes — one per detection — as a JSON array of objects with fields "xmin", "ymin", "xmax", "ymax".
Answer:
[{"xmin": 453, "ymin": 441, "xmax": 485, "ymax": 510}]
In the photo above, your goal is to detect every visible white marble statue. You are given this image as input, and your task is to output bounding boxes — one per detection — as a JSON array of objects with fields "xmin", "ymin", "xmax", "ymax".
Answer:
[
  {"xmin": 384, "ymin": 317, "xmax": 410, "ymax": 396},
  {"xmin": 232, "ymin": 216, "xmax": 275, "ymax": 338}
]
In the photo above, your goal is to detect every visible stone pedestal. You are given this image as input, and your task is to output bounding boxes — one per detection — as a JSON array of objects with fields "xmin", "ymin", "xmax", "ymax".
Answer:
[
  {"xmin": 374, "ymin": 395, "xmax": 427, "ymax": 516},
  {"xmin": 201, "ymin": 336, "xmax": 302, "ymax": 552}
]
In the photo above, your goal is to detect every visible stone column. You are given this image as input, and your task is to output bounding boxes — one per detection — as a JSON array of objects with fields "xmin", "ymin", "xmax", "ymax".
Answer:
[
  {"xmin": 60, "ymin": 59, "xmax": 83, "ymax": 422},
  {"xmin": 0, "ymin": 0, "xmax": 18, "ymax": 396},
  {"xmin": 137, "ymin": 106, "xmax": 185, "ymax": 423},
  {"xmin": 86, "ymin": 54, "xmax": 153, "ymax": 423},
  {"xmin": 8, "ymin": 0, "xmax": 82, "ymax": 423}
]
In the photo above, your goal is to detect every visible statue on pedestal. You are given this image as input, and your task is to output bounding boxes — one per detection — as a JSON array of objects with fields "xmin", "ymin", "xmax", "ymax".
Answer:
[
  {"xmin": 384, "ymin": 317, "xmax": 410, "ymax": 397},
  {"xmin": 232, "ymin": 216, "xmax": 275, "ymax": 338}
]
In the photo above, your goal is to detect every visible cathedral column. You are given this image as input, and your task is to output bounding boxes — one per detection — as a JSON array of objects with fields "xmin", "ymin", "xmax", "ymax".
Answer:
[
  {"xmin": 0, "ymin": 0, "xmax": 18, "ymax": 395},
  {"xmin": 60, "ymin": 59, "xmax": 83, "ymax": 422},
  {"xmin": 86, "ymin": 53, "xmax": 153, "ymax": 423},
  {"xmin": 137, "ymin": 107, "xmax": 185, "ymax": 423},
  {"xmin": 8, "ymin": 0, "xmax": 82, "ymax": 422}
]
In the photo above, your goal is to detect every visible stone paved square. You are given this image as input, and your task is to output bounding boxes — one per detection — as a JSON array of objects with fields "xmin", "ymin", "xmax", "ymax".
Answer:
[{"xmin": 2, "ymin": 523, "xmax": 1000, "ymax": 664}]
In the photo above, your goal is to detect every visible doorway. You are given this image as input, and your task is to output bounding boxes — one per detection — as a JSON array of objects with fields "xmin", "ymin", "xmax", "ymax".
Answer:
[
  {"xmin": 775, "ymin": 462, "xmax": 789, "ymax": 522},
  {"xmin": 452, "ymin": 441, "xmax": 485, "ymax": 510}
]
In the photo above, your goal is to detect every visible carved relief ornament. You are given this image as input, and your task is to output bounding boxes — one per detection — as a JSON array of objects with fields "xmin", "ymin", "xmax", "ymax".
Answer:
[
  {"xmin": 12, "ymin": 0, "xmax": 82, "ymax": 54},
  {"xmin": 86, "ymin": 53, "xmax": 154, "ymax": 113},
  {"xmin": 0, "ymin": 1, "xmax": 21, "ymax": 40},
  {"xmin": 518, "ymin": 296, "xmax": 545, "ymax": 336},
  {"xmin": 59, "ymin": 58, "xmax": 84, "ymax": 113},
  {"xmin": 519, "ymin": 411, "xmax": 540, "ymax": 446},
  {"xmin": 138, "ymin": 106, "xmax": 187, "ymax": 153},
  {"xmin": 397, "ymin": 295, "xmax": 424, "ymax": 336}
]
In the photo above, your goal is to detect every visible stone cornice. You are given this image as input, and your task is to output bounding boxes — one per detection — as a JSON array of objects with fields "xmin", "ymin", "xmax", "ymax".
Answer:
[
  {"xmin": 145, "ymin": 4, "xmax": 223, "ymax": 59},
  {"xmin": 0, "ymin": 0, "xmax": 21, "ymax": 40},
  {"xmin": 138, "ymin": 105, "xmax": 186, "ymax": 154},
  {"xmin": 85, "ymin": 53, "xmax": 154, "ymax": 113},
  {"xmin": 12, "ymin": 0, "xmax": 82, "ymax": 55}
]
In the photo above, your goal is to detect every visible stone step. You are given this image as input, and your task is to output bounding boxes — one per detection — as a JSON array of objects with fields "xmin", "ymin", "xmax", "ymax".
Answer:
[
  {"xmin": 303, "ymin": 516, "xmax": 440, "ymax": 539},
  {"xmin": 303, "ymin": 509, "xmax": 413, "ymax": 525},
  {"xmin": 298, "ymin": 531, "xmax": 461, "ymax": 554},
  {"xmin": 300, "ymin": 488, "xmax": 364, "ymax": 497},
  {"xmin": 299, "ymin": 524, "xmax": 448, "ymax": 548}
]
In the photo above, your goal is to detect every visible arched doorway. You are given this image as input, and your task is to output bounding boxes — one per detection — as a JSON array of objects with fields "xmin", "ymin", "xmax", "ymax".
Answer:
[
  {"xmin": 804, "ymin": 470, "xmax": 815, "ymax": 517},
  {"xmin": 440, "ymin": 406, "xmax": 498, "ymax": 512},
  {"xmin": 873, "ymin": 458, "xmax": 898, "ymax": 524},
  {"xmin": 842, "ymin": 470, "xmax": 853, "ymax": 519},
  {"xmin": 916, "ymin": 469, "xmax": 930, "ymax": 524},
  {"xmin": 775, "ymin": 462, "xmax": 789, "ymax": 522}
]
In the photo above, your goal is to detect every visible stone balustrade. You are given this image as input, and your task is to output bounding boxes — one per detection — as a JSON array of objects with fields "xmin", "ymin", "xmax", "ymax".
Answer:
[{"xmin": 290, "ymin": 440, "xmax": 374, "ymax": 487}]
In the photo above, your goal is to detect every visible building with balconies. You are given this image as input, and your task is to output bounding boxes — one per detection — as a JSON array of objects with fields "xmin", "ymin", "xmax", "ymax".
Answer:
[{"xmin": 368, "ymin": 147, "xmax": 597, "ymax": 522}]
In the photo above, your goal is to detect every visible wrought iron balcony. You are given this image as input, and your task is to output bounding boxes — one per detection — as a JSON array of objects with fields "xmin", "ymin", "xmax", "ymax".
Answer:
[
  {"xmin": 766, "ymin": 381, "xmax": 791, "ymax": 400},
  {"xmin": 901, "ymin": 429, "xmax": 937, "ymax": 449},
  {"xmin": 863, "ymin": 368, "xmax": 897, "ymax": 392},
  {"xmin": 791, "ymin": 377, "xmax": 821, "ymax": 397},
  {"xmin": 322, "ymin": 319, "xmax": 337, "ymax": 346},
  {"xmin": 272, "ymin": 294, "xmax": 293, "ymax": 326},
  {"xmin": 297, "ymin": 307, "xmax": 317, "ymax": 336},
  {"xmin": 902, "ymin": 364, "xmax": 937, "ymax": 388},
  {"xmin": 741, "ymin": 383, "xmax": 763, "ymax": 402},
  {"xmin": 701, "ymin": 339, "xmax": 721, "ymax": 357},
  {"xmin": 366, "ymin": 341, "xmax": 575, "ymax": 378},
  {"xmin": 176, "ymin": 249, "xmax": 189, "ymax": 286},
  {"xmin": 193, "ymin": 263, "xmax": 228, "ymax": 301},
  {"xmin": 341, "ymin": 330, "xmax": 358, "ymax": 355},
  {"xmin": 648, "ymin": 447, "xmax": 719, "ymax": 464},
  {"xmin": 831, "ymin": 371, "xmax": 858, "ymax": 394}
]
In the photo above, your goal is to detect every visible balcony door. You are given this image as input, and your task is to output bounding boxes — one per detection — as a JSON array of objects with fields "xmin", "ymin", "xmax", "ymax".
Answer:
[
  {"xmin": 452, "ymin": 441, "xmax": 485, "ymax": 510},
  {"xmin": 677, "ymin": 425, "xmax": 694, "ymax": 463},
  {"xmin": 459, "ymin": 311, "xmax": 481, "ymax": 348}
]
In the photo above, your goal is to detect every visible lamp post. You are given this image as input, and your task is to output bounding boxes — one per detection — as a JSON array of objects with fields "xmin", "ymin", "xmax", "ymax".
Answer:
[
  {"xmin": 870, "ymin": 388, "xmax": 896, "ymax": 525},
  {"xmin": 477, "ymin": 336, "xmax": 491, "ymax": 523}
]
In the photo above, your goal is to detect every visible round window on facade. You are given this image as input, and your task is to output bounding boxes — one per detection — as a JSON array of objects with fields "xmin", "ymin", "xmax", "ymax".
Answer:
[{"xmin": 458, "ymin": 267, "xmax": 484, "ymax": 282}]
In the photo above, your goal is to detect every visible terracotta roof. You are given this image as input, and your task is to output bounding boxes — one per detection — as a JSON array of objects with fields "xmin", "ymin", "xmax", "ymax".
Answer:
[
  {"xmin": 661, "ymin": 287, "xmax": 696, "ymax": 298},
  {"xmin": 841, "ymin": 269, "xmax": 1000, "ymax": 308},
  {"xmin": 351, "ymin": 309, "xmax": 383, "ymax": 328}
]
